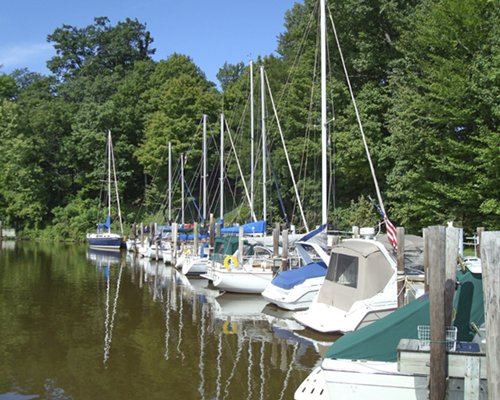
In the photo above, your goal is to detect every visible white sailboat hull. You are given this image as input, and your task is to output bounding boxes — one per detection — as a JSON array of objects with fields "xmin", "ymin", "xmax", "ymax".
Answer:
[
  {"xmin": 181, "ymin": 256, "xmax": 208, "ymax": 275},
  {"xmin": 204, "ymin": 265, "xmax": 273, "ymax": 294}
]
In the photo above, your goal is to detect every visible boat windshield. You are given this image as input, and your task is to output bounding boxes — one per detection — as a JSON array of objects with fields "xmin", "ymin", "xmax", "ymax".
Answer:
[{"xmin": 326, "ymin": 253, "xmax": 359, "ymax": 288}]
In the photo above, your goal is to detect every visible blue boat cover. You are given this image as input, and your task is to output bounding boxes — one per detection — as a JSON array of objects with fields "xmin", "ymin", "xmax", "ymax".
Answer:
[
  {"xmin": 272, "ymin": 261, "xmax": 327, "ymax": 290},
  {"xmin": 97, "ymin": 215, "xmax": 111, "ymax": 229},
  {"xmin": 221, "ymin": 220, "xmax": 266, "ymax": 235}
]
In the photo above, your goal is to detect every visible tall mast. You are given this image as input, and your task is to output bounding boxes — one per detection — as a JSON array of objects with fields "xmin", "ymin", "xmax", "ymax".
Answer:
[
  {"xmin": 320, "ymin": 0, "xmax": 328, "ymax": 226},
  {"xmin": 202, "ymin": 115, "xmax": 207, "ymax": 222},
  {"xmin": 168, "ymin": 141, "xmax": 172, "ymax": 223},
  {"xmin": 220, "ymin": 113, "xmax": 224, "ymax": 222},
  {"xmin": 107, "ymin": 130, "xmax": 112, "ymax": 234},
  {"xmin": 260, "ymin": 65, "xmax": 267, "ymax": 222},
  {"xmin": 250, "ymin": 61, "xmax": 255, "ymax": 220},
  {"xmin": 181, "ymin": 153, "xmax": 185, "ymax": 225}
]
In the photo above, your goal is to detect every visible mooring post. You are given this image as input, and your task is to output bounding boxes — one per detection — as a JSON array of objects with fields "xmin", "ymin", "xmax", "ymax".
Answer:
[
  {"xmin": 216, "ymin": 218, "xmax": 221, "ymax": 239},
  {"xmin": 281, "ymin": 229, "xmax": 289, "ymax": 272},
  {"xmin": 172, "ymin": 223, "xmax": 178, "ymax": 265},
  {"xmin": 140, "ymin": 222, "xmax": 144, "ymax": 245},
  {"xmin": 475, "ymin": 227, "xmax": 484, "ymax": 258},
  {"xmin": 445, "ymin": 226, "xmax": 460, "ymax": 325},
  {"xmin": 238, "ymin": 226, "xmax": 244, "ymax": 264},
  {"xmin": 209, "ymin": 213, "xmax": 215, "ymax": 253},
  {"xmin": 428, "ymin": 225, "xmax": 447, "ymax": 400},
  {"xmin": 396, "ymin": 227, "xmax": 405, "ymax": 308},
  {"xmin": 273, "ymin": 223, "xmax": 280, "ymax": 259},
  {"xmin": 193, "ymin": 222, "xmax": 199, "ymax": 256},
  {"xmin": 423, "ymin": 227, "xmax": 429, "ymax": 293},
  {"xmin": 480, "ymin": 231, "xmax": 500, "ymax": 400}
]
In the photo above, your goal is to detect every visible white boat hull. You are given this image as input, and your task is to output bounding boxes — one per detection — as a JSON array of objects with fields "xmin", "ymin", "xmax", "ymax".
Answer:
[
  {"xmin": 204, "ymin": 265, "xmax": 273, "ymax": 294},
  {"xmin": 261, "ymin": 276, "xmax": 324, "ymax": 311},
  {"xmin": 181, "ymin": 256, "xmax": 208, "ymax": 275}
]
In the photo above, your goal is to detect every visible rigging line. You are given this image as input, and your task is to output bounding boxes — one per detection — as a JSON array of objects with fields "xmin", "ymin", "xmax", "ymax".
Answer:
[
  {"xmin": 224, "ymin": 120, "xmax": 258, "ymax": 222},
  {"xmin": 269, "ymin": 1, "xmax": 318, "ymax": 126},
  {"xmin": 266, "ymin": 145, "xmax": 289, "ymax": 225},
  {"xmin": 328, "ymin": 7, "xmax": 386, "ymax": 213},
  {"xmin": 264, "ymin": 71, "xmax": 309, "ymax": 232},
  {"xmin": 109, "ymin": 132, "xmax": 124, "ymax": 234}
]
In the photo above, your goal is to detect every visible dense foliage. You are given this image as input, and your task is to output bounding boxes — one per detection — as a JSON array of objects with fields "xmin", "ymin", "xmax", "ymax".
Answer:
[{"xmin": 0, "ymin": 0, "xmax": 497, "ymax": 241}]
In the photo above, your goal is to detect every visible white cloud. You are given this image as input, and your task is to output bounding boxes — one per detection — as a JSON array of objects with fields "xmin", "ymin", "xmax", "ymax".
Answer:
[{"xmin": 0, "ymin": 42, "xmax": 53, "ymax": 71}]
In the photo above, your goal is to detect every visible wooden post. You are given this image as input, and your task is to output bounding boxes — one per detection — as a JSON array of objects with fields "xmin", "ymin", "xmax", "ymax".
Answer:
[
  {"xmin": 209, "ymin": 213, "xmax": 215, "ymax": 251},
  {"xmin": 428, "ymin": 225, "xmax": 447, "ymax": 400},
  {"xmin": 445, "ymin": 226, "xmax": 460, "ymax": 325},
  {"xmin": 238, "ymin": 226, "xmax": 244, "ymax": 264},
  {"xmin": 480, "ymin": 231, "xmax": 500, "ymax": 400},
  {"xmin": 396, "ymin": 227, "xmax": 405, "ymax": 308},
  {"xmin": 423, "ymin": 227, "xmax": 429, "ymax": 293},
  {"xmin": 273, "ymin": 223, "xmax": 280, "ymax": 258},
  {"xmin": 140, "ymin": 222, "xmax": 144, "ymax": 244},
  {"xmin": 172, "ymin": 223, "xmax": 178, "ymax": 265},
  {"xmin": 0, "ymin": 220, "xmax": 2, "ymax": 241},
  {"xmin": 193, "ymin": 222, "xmax": 199, "ymax": 256},
  {"xmin": 281, "ymin": 229, "xmax": 289, "ymax": 271},
  {"xmin": 216, "ymin": 218, "xmax": 221, "ymax": 238},
  {"xmin": 475, "ymin": 227, "xmax": 484, "ymax": 258}
]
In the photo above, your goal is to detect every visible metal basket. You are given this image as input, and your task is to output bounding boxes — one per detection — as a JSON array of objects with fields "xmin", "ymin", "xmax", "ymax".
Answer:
[{"xmin": 417, "ymin": 325, "xmax": 457, "ymax": 351}]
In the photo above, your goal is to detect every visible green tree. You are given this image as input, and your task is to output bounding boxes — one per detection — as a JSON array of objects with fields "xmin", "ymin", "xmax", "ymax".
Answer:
[{"xmin": 386, "ymin": 0, "xmax": 499, "ymax": 231}]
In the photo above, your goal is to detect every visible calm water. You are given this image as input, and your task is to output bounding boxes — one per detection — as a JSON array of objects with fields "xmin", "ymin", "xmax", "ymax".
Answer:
[{"xmin": 0, "ymin": 241, "xmax": 331, "ymax": 400}]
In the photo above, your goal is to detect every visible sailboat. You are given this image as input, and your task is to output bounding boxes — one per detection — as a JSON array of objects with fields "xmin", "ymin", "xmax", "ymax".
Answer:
[{"xmin": 86, "ymin": 130, "xmax": 124, "ymax": 250}]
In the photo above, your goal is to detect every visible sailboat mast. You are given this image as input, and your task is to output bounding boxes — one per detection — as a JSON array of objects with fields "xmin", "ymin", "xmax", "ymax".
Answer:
[
  {"xmin": 220, "ymin": 113, "xmax": 224, "ymax": 222},
  {"xmin": 250, "ymin": 61, "xmax": 255, "ymax": 220},
  {"xmin": 181, "ymin": 153, "xmax": 185, "ymax": 225},
  {"xmin": 260, "ymin": 65, "xmax": 267, "ymax": 223},
  {"xmin": 107, "ymin": 130, "xmax": 112, "ymax": 234},
  {"xmin": 168, "ymin": 141, "xmax": 172, "ymax": 223},
  {"xmin": 202, "ymin": 115, "xmax": 207, "ymax": 222},
  {"xmin": 320, "ymin": 0, "xmax": 328, "ymax": 226}
]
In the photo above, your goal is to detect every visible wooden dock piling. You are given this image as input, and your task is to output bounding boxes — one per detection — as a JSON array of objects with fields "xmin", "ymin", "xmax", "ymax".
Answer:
[
  {"xmin": 396, "ymin": 227, "xmax": 405, "ymax": 308},
  {"xmin": 480, "ymin": 231, "xmax": 500, "ymax": 400},
  {"xmin": 428, "ymin": 225, "xmax": 447, "ymax": 400}
]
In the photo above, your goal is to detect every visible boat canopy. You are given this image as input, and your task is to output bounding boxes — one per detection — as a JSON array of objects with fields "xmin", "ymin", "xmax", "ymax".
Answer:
[
  {"xmin": 325, "ymin": 270, "xmax": 484, "ymax": 362},
  {"xmin": 272, "ymin": 262, "xmax": 327, "ymax": 290},
  {"xmin": 220, "ymin": 220, "xmax": 266, "ymax": 235},
  {"xmin": 209, "ymin": 236, "xmax": 242, "ymax": 264},
  {"xmin": 316, "ymin": 239, "xmax": 395, "ymax": 311}
]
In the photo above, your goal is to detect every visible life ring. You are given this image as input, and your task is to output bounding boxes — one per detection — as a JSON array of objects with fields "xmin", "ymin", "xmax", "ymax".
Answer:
[
  {"xmin": 223, "ymin": 255, "xmax": 239, "ymax": 270},
  {"xmin": 223, "ymin": 320, "xmax": 237, "ymax": 334}
]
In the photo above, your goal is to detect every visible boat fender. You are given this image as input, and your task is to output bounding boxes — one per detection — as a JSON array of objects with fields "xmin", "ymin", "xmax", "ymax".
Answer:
[
  {"xmin": 184, "ymin": 248, "xmax": 192, "ymax": 255},
  {"xmin": 223, "ymin": 255, "xmax": 239, "ymax": 270},
  {"xmin": 223, "ymin": 320, "xmax": 237, "ymax": 334}
]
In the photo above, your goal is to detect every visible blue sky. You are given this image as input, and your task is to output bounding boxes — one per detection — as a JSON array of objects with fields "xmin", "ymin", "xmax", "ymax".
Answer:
[{"xmin": 0, "ymin": 0, "xmax": 300, "ymax": 84}]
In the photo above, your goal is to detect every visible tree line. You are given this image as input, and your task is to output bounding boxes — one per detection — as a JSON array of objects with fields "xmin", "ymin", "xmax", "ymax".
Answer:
[{"xmin": 0, "ymin": 0, "xmax": 498, "ymax": 241}]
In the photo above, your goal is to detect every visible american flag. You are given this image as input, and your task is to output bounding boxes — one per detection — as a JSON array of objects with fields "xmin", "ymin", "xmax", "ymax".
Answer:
[
  {"xmin": 369, "ymin": 196, "xmax": 398, "ymax": 250},
  {"xmin": 384, "ymin": 214, "xmax": 398, "ymax": 250}
]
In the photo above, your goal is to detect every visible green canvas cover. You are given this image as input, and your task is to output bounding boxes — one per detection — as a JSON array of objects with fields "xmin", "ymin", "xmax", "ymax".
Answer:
[
  {"xmin": 209, "ymin": 236, "xmax": 241, "ymax": 264},
  {"xmin": 325, "ymin": 270, "xmax": 483, "ymax": 362}
]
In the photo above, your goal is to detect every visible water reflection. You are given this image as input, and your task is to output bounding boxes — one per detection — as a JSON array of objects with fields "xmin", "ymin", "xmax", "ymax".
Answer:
[
  {"xmin": 124, "ymin": 254, "xmax": 329, "ymax": 399},
  {"xmin": 1, "ymin": 243, "xmax": 325, "ymax": 400}
]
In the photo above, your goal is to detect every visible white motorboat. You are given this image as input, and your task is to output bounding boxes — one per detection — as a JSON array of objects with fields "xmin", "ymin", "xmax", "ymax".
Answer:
[{"xmin": 293, "ymin": 234, "xmax": 425, "ymax": 334}]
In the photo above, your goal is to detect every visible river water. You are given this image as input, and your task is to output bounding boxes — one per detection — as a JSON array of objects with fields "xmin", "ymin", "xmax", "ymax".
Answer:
[{"xmin": 0, "ymin": 241, "xmax": 334, "ymax": 400}]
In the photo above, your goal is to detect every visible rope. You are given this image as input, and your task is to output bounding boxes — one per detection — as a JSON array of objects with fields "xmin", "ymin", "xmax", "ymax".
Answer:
[
  {"xmin": 328, "ymin": 7, "xmax": 386, "ymax": 214},
  {"xmin": 265, "ymin": 71, "xmax": 309, "ymax": 232}
]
